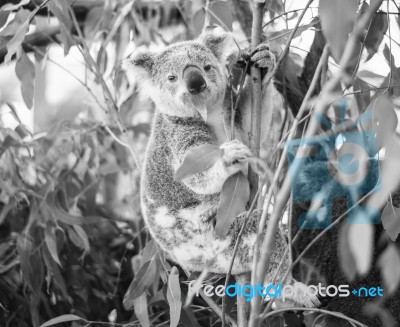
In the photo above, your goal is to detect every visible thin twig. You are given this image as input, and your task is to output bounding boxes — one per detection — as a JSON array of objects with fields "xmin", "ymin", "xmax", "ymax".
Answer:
[
  {"xmin": 29, "ymin": 0, "xmax": 52, "ymax": 24},
  {"xmin": 341, "ymin": 11, "xmax": 373, "ymax": 95},
  {"xmin": 287, "ymin": 197, "xmax": 293, "ymax": 264},
  {"xmin": 342, "ymin": 85, "xmax": 400, "ymax": 98},
  {"xmin": 387, "ymin": 0, "xmax": 393, "ymax": 91},
  {"xmin": 27, "ymin": 44, "xmax": 109, "ymax": 114},
  {"xmin": 262, "ymin": 7, "xmax": 317, "ymax": 28},
  {"xmin": 104, "ymin": 126, "xmax": 142, "ymax": 171},
  {"xmin": 68, "ymin": 9, "xmax": 117, "ymax": 109}
]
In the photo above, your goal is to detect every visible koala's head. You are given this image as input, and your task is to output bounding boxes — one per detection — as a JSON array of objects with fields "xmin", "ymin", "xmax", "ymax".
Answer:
[{"xmin": 124, "ymin": 32, "xmax": 230, "ymax": 120}]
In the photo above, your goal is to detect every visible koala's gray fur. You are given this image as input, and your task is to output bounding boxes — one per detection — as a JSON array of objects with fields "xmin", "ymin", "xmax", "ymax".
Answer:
[{"xmin": 125, "ymin": 31, "xmax": 319, "ymax": 308}]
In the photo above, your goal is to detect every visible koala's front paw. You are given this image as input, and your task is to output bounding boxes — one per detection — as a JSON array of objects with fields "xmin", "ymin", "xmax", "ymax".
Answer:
[
  {"xmin": 220, "ymin": 140, "xmax": 252, "ymax": 173},
  {"xmin": 237, "ymin": 44, "xmax": 276, "ymax": 71},
  {"xmin": 251, "ymin": 44, "xmax": 276, "ymax": 71}
]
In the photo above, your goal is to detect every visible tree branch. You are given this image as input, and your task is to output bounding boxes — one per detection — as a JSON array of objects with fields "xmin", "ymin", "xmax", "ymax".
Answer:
[
  {"xmin": 248, "ymin": 0, "xmax": 266, "ymax": 202},
  {"xmin": 238, "ymin": 2, "xmax": 266, "ymax": 326},
  {"xmin": 248, "ymin": 1, "xmax": 314, "ymax": 325}
]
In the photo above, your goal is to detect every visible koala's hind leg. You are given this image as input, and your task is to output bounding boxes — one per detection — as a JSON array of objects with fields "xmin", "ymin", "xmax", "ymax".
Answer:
[{"xmin": 219, "ymin": 210, "xmax": 288, "ymax": 276}]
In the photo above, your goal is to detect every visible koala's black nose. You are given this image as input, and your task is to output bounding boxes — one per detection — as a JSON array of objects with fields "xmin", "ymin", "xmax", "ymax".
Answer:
[{"xmin": 183, "ymin": 66, "xmax": 207, "ymax": 94}]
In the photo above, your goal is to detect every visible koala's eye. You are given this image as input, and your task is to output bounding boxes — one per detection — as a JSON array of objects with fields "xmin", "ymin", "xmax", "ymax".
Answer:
[
  {"xmin": 204, "ymin": 65, "xmax": 212, "ymax": 71},
  {"xmin": 168, "ymin": 75, "xmax": 177, "ymax": 82}
]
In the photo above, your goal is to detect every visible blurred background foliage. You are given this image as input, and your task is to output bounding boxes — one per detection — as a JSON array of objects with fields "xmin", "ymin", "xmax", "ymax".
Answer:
[{"xmin": 0, "ymin": 0, "xmax": 399, "ymax": 326}]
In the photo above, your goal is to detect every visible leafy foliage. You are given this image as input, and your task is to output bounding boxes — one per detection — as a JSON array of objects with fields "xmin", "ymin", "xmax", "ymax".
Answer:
[
  {"xmin": 0, "ymin": 0, "xmax": 400, "ymax": 327},
  {"xmin": 319, "ymin": 0, "xmax": 358, "ymax": 63},
  {"xmin": 382, "ymin": 203, "xmax": 400, "ymax": 241},
  {"xmin": 347, "ymin": 223, "xmax": 374, "ymax": 276},
  {"xmin": 0, "ymin": 121, "xmax": 141, "ymax": 325},
  {"xmin": 216, "ymin": 172, "xmax": 250, "ymax": 237}
]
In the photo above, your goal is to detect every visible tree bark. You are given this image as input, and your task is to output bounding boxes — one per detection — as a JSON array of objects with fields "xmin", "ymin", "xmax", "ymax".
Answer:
[
  {"xmin": 248, "ymin": 0, "xmax": 265, "ymax": 203},
  {"xmin": 240, "ymin": 2, "xmax": 266, "ymax": 327}
]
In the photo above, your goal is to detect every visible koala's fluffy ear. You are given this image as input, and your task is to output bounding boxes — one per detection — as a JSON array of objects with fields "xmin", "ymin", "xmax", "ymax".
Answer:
[
  {"xmin": 197, "ymin": 30, "xmax": 230, "ymax": 61},
  {"xmin": 122, "ymin": 50, "xmax": 155, "ymax": 81}
]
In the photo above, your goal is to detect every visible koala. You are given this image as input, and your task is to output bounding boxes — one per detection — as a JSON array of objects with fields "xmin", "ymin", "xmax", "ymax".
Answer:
[{"xmin": 125, "ymin": 31, "xmax": 319, "ymax": 308}]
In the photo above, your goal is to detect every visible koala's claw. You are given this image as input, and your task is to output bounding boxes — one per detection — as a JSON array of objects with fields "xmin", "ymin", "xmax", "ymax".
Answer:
[
  {"xmin": 236, "ymin": 44, "xmax": 275, "ymax": 72},
  {"xmin": 251, "ymin": 44, "xmax": 275, "ymax": 70},
  {"xmin": 251, "ymin": 44, "xmax": 270, "ymax": 55},
  {"xmin": 220, "ymin": 140, "xmax": 252, "ymax": 167}
]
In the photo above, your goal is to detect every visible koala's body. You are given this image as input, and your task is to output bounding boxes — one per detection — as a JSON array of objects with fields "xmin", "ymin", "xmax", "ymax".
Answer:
[{"xmin": 125, "ymin": 31, "xmax": 319, "ymax": 307}]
